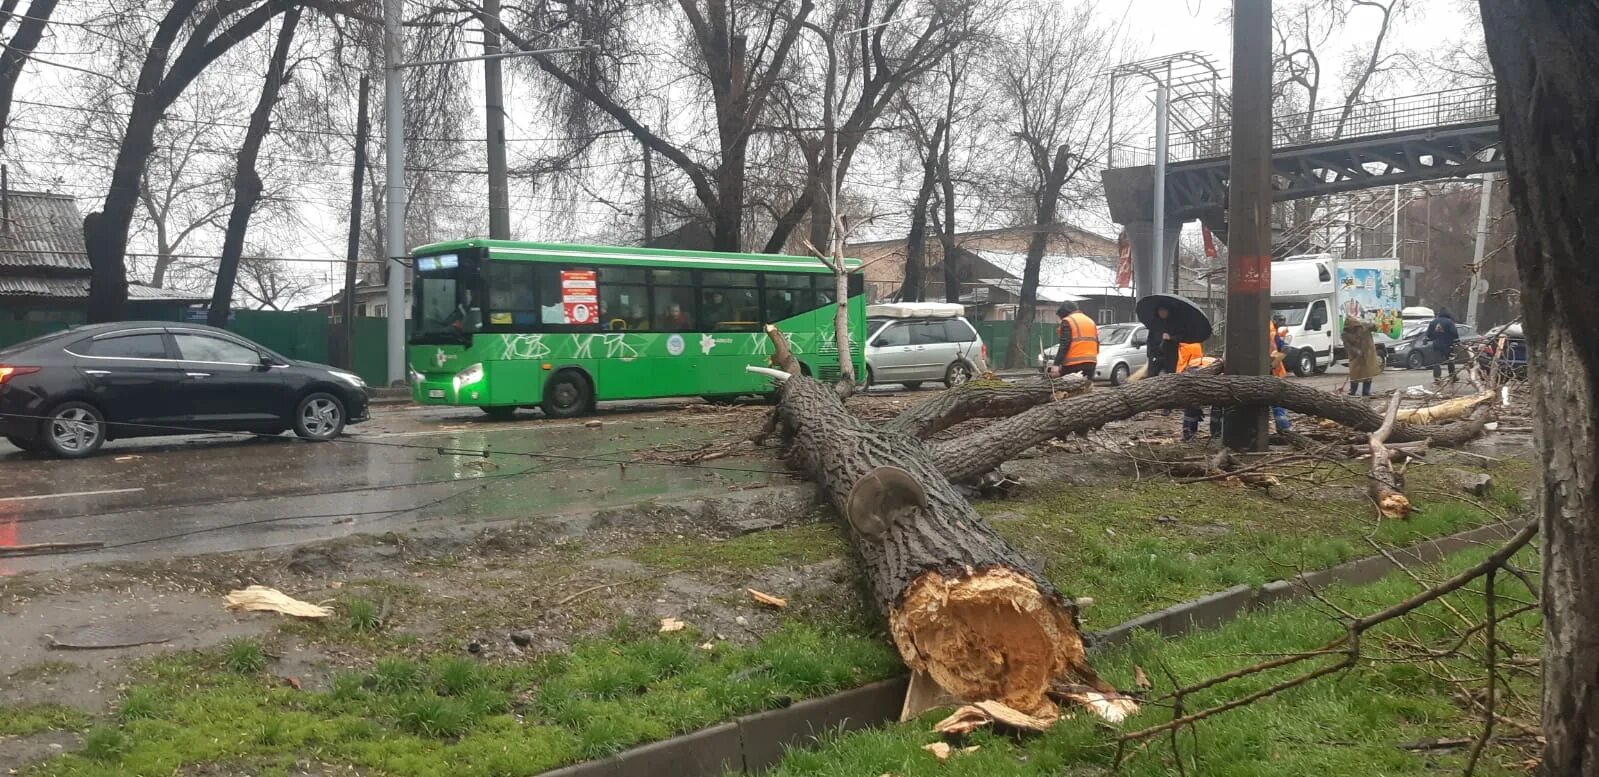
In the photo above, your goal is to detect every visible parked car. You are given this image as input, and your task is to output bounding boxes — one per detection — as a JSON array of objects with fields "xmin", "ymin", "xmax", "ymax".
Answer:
[
  {"xmin": 864, "ymin": 303, "xmax": 989, "ymax": 389},
  {"xmin": 1386, "ymin": 322, "xmax": 1477, "ymax": 369},
  {"xmin": 1037, "ymin": 323, "xmax": 1148, "ymax": 385},
  {"xmin": 0, "ymin": 322, "xmax": 369, "ymax": 458}
]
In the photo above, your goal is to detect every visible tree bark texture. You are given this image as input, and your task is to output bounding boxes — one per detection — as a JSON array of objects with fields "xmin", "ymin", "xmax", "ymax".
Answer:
[
  {"xmin": 768, "ymin": 373, "xmax": 1117, "ymax": 715},
  {"xmin": 1479, "ymin": 3, "xmax": 1599, "ymax": 773},
  {"xmin": 0, "ymin": 0, "xmax": 57, "ymax": 148},
  {"xmin": 931, "ymin": 373, "xmax": 1488, "ymax": 483},
  {"xmin": 886, "ymin": 373, "xmax": 1086, "ymax": 440},
  {"xmin": 209, "ymin": 8, "xmax": 301, "ymax": 327},
  {"xmin": 1005, "ymin": 144, "xmax": 1071, "ymax": 369}
]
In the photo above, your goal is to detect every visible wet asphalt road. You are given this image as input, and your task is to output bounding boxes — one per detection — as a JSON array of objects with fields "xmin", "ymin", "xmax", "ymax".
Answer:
[
  {"xmin": 0, "ymin": 398, "xmax": 788, "ymax": 573},
  {"xmin": 0, "ymin": 366, "xmax": 1465, "ymax": 574}
]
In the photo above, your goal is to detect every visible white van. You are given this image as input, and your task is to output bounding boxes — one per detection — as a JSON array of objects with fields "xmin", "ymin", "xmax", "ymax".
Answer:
[
  {"xmin": 864, "ymin": 303, "xmax": 989, "ymax": 389},
  {"xmin": 1271, "ymin": 253, "xmax": 1404, "ymax": 376}
]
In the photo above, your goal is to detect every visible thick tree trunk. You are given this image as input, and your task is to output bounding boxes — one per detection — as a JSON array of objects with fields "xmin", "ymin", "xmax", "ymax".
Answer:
[
  {"xmin": 886, "ymin": 373, "xmax": 1085, "ymax": 440},
  {"xmin": 1479, "ymin": 3, "xmax": 1599, "ymax": 773},
  {"xmin": 0, "ymin": 0, "xmax": 57, "ymax": 146},
  {"xmin": 209, "ymin": 9, "xmax": 300, "ymax": 327},
  {"xmin": 1005, "ymin": 145, "xmax": 1071, "ymax": 369},
  {"xmin": 898, "ymin": 120, "xmax": 946, "ymax": 303},
  {"xmin": 931, "ymin": 372, "xmax": 1488, "ymax": 483},
  {"xmin": 769, "ymin": 372, "xmax": 1120, "ymax": 716}
]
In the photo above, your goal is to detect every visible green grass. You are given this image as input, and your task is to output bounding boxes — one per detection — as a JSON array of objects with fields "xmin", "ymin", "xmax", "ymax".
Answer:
[
  {"xmin": 24, "ymin": 622, "xmax": 900, "ymax": 777},
  {"xmin": 976, "ymin": 455, "xmax": 1533, "ymax": 628},
  {"xmin": 0, "ymin": 703, "xmax": 91, "ymax": 736},
  {"xmin": 344, "ymin": 598, "xmax": 383, "ymax": 633},
  {"xmin": 223, "ymin": 639, "xmax": 267, "ymax": 675},
  {"xmin": 763, "ymin": 546, "xmax": 1543, "ymax": 777},
  {"xmin": 630, "ymin": 521, "xmax": 848, "ymax": 571}
]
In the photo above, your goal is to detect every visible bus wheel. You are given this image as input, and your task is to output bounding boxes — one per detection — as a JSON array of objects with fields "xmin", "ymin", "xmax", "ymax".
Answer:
[{"xmin": 541, "ymin": 371, "xmax": 592, "ymax": 419}]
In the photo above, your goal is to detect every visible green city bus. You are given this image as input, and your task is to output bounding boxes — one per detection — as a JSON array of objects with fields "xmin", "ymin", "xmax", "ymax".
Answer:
[{"xmin": 405, "ymin": 239, "xmax": 866, "ymax": 417}]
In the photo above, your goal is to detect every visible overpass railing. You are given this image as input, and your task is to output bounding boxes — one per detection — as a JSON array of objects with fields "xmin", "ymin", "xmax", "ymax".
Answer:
[{"xmin": 1159, "ymin": 84, "xmax": 1497, "ymax": 163}]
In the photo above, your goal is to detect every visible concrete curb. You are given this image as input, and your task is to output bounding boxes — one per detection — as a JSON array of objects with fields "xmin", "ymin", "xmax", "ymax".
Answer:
[{"xmin": 537, "ymin": 520, "xmax": 1520, "ymax": 776}]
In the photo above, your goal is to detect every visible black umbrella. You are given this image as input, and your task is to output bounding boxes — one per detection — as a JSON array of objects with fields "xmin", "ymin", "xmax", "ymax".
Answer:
[{"xmin": 1136, "ymin": 294, "xmax": 1213, "ymax": 343}]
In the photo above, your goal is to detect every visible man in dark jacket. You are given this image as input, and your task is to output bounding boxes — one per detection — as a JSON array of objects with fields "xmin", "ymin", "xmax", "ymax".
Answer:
[
  {"xmin": 1144, "ymin": 304, "xmax": 1179, "ymax": 378},
  {"xmin": 1426, "ymin": 307, "xmax": 1460, "ymax": 381}
]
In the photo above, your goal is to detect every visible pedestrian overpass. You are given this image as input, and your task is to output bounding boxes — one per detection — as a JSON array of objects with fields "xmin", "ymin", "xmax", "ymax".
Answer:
[{"xmin": 1102, "ymin": 85, "xmax": 1502, "ymax": 297}]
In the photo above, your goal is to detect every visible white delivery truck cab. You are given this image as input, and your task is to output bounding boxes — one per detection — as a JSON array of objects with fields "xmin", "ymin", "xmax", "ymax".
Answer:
[{"xmin": 1270, "ymin": 253, "xmax": 1405, "ymax": 377}]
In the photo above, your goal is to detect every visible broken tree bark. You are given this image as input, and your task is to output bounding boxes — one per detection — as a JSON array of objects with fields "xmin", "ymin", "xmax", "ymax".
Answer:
[
  {"xmin": 1368, "ymin": 393, "xmax": 1413, "ymax": 519},
  {"xmin": 886, "ymin": 373, "xmax": 1089, "ymax": 439},
  {"xmin": 1393, "ymin": 391, "xmax": 1494, "ymax": 425},
  {"xmin": 931, "ymin": 372, "xmax": 1489, "ymax": 483},
  {"xmin": 752, "ymin": 328, "xmax": 1129, "ymax": 719}
]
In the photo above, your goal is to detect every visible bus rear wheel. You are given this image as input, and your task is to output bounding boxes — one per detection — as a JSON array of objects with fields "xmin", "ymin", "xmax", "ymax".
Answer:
[{"xmin": 541, "ymin": 371, "xmax": 592, "ymax": 419}]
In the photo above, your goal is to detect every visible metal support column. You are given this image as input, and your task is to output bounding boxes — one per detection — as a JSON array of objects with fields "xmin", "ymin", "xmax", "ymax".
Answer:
[
  {"xmin": 1465, "ymin": 173, "xmax": 1495, "ymax": 329},
  {"xmin": 1152, "ymin": 80, "xmax": 1170, "ymax": 297}
]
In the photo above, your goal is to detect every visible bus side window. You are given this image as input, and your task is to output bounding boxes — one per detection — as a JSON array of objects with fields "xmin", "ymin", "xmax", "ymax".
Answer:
[
  {"xmin": 599, "ymin": 267, "xmax": 648, "ymax": 330},
  {"xmin": 649, "ymin": 270, "xmax": 696, "ymax": 331},
  {"xmin": 485, "ymin": 261, "xmax": 539, "ymax": 328}
]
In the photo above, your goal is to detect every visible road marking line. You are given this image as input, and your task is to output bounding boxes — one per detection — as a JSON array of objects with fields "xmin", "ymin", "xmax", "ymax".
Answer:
[{"xmin": 3, "ymin": 487, "xmax": 145, "ymax": 502}]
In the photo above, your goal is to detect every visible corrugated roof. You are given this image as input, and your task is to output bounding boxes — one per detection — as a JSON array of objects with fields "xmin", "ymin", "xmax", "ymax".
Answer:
[
  {"xmin": 0, "ymin": 191, "xmax": 90, "ymax": 271},
  {"xmin": 0, "ymin": 275, "xmax": 207, "ymax": 301},
  {"xmin": 974, "ymin": 251, "xmax": 1134, "ymax": 299}
]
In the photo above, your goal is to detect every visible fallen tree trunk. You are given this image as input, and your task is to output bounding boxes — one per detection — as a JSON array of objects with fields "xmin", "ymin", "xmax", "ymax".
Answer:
[
  {"xmin": 886, "ymin": 373, "xmax": 1088, "ymax": 439},
  {"xmin": 931, "ymin": 373, "xmax": 1489, "ymax": 483},
  {"xmin": 1394, "ymin": 391, "xmax": 1494, "ymax": 425},
  {"xmin": 753, "ymin": 330, "xmax": 1128, "ymax": 719}
]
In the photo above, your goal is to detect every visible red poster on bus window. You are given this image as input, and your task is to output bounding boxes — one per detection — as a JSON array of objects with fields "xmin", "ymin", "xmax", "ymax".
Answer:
[{"xmin": 561, "ymin": 270, "xmax": 598, "ymax": 325}]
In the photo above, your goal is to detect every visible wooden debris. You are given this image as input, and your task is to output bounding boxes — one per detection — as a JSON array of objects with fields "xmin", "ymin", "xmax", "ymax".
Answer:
[
  {"xmin": 902, "ymin": 668, "xmax": 960, "ymax": 721},
  {"xmin": 658, "ymin": 617, "xmax": 686, "ymax": 633},
  {"xmin": 932, "ymin": 705, "xmax": 992, "ymax": 736},
  {"xmin": 747, "ymin": 588, "xmax": 787, "ymax": 609},
  {"xmin": 1133, "ymin": 665, "xmax": 1152, "ymax": 690},
  {"xmin": 973, "ymin": 699, "xmax": 1057, "ymax": 732},
  {"xmin": 1368, "ymin": 394, "xmax": 1414, "ymax": 519},
  {"xmin": 1048, "ymin": 683, "xmax": 1140, "ymax": 724},
  {"xmin": 922, "ymin": 742, "xmax": 953, "ymax": 761},
  {"xmin": 223, "ymin": 586, "xmax": 332, "ymax": 618},
  {"xmin": 1395, "ymin": 391, "xmax": 1494, "ymax": 425}
]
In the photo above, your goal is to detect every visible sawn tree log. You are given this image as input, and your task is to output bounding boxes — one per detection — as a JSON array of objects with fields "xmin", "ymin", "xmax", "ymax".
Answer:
[{"xmin": 752, "ymin": 330, "xmax": 1130, "ymax": 720}]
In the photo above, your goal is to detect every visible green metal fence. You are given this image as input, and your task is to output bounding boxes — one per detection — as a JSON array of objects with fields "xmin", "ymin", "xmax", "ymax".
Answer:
[{"xmin": 972, "ymin": 320, "xmax": 1058, "ymax": 369}]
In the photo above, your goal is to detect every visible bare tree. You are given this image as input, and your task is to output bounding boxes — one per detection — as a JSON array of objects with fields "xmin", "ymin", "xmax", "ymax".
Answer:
[
  {"xmin": 897, "ymin": 118, "xmax": 945, "ymax": 302},
  {"xmin": 234, "ymin": 255, "xmax": 318, "ymax": 310},
  {"xmin": 82, "ymin": 0, "xmax": 349, "ymax": 323},
  {"xmin": 0, "ymin": 0, "xmax": 59, "ymax": 148},
  {"xmin": 991, "ymin": 1, "xmax": 1116, "ymax": 369},
  {"xmin": 209, "ymin": 8, "xmax": 303, "ymax": 326},
  {"xmin": 1478, "ymin": 2, "xmax": 1599, "ymax": 773}
]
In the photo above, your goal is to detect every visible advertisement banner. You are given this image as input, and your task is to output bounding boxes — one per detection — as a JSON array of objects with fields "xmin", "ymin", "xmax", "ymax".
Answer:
[
  {"xmin": 1335, "ymin": 260, "xmax": 1405, "ymax": 341},
  {"xmin": 561, "ymin": 270, "xmax": 598, "ymax": 325}
]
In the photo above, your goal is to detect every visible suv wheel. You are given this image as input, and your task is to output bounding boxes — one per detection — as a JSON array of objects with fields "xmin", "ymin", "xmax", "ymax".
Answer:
[
  {"xmin": 294, "ymin": 392, "xmax": 346, "ymax": 441},
  {"xmin": 41, "ymin": 401, "xmax": 106, "ymax": 458},
  {"xmin": 944, "ymin": 361, "xmax": 974, "ymax": 388}
]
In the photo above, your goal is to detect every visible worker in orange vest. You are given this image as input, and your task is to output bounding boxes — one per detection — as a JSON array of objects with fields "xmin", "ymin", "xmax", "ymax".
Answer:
[
  {"xmin": 1269, "ymin": 315, "xmax": 1292, "ymax": 432},
  {"xmin": 1048, "ymin": 302, "xmax": 1099, "ymax": 380},
  {"xmin": 1177, "ymin": 341, "xmax": 1221, "ymax": 440}
]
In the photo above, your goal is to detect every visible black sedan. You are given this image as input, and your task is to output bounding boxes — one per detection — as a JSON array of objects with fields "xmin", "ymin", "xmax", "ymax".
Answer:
[{"xmin": 0, "ymin": 322, "xmax": 369, "ymax": 458}]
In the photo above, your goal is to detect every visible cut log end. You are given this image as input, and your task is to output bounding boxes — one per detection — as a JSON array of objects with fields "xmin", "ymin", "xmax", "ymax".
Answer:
[{"xmin": 890, "ymin": 567, "xmax": 1088, "ymax": 716}]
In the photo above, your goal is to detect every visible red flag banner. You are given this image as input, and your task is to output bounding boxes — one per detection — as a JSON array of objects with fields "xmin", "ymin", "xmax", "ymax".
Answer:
[
  {"xmin": 1116, "ymin": 230, "xmax": 1133, "ymax": 288},
  {"xmin": 1202, "ymin": 223, "xmax": 1218, "ymax": 259}
]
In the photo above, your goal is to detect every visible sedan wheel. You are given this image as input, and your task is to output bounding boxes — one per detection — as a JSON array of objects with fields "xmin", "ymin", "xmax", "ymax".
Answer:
[
  {"xmin": 294, "ymin": 393, "xmax": 346, "ymax": 441},
  {"xmin": 42, "ymin": 402, "xmax": 105, "ymax": 459},
  {"xmin": 944, "ymin": 362, "xmax": 973, "ymax": 388},
  {"xmin": 1406, "ymin": 350, "xmax": 1424, "ymax": 370},
  {"xmin": 1111, "ymin": 363, "xmax": 1130, "ymax": 386}
]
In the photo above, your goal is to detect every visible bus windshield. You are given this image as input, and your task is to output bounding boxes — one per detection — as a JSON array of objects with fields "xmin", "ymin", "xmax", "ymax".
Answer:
[{"xmin": 412, "ymin": 253, "xmax": 481, "ymax": 343}]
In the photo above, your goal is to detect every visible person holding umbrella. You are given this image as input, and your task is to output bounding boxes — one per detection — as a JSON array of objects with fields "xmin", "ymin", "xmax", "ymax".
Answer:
[{"xmin": 1048, "ymin": 301, "xmax": 1099, "ymax": 380}]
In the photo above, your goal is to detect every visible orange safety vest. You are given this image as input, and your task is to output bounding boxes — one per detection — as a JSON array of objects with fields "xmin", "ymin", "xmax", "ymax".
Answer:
[
  {"xmin": 1176, "ymin": 342, "xmax": 1205, "ymax": 373},
  {"xmin": 1057, "ymin": 311, "xmax": 1099, "ymax": 367}
]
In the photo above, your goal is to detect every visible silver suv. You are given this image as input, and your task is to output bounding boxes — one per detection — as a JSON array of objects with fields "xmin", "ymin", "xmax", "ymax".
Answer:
[{"xmin": 864, "ymin": 305, "xmax": 989, "ymax": 390}]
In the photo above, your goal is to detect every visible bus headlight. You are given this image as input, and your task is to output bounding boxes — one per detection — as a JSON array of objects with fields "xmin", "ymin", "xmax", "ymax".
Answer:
[{"xmin": 453, "ymin": 363, "xmax": 484, "ymax": 393}]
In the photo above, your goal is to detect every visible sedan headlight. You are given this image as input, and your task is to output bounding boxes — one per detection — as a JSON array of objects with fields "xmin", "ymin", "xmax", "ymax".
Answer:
[
  {"xmin": 453, "ymin": 363, "xmax": 484, "ymax": 393},
  {"xmin": 328, "ymin": 370, "xmax": 365, "ymax": 388}
]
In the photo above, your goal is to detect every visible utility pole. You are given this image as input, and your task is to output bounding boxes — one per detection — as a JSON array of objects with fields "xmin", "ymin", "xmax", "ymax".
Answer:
[
  {"xmin": 340, "ymin": 75, "xmax": 370, "ymax": 370},
  {"xmin": 1465, "ymin": 172, "xmax": 1496, "ymax": 329},
  {"xmin": 483, "ymin": 0, "xmax": 510, "ymax": 240},
  {"xmin": 641, "ymin": 131, "xmax": 654, "ymax": 244},
  {"xmin": 1222, "ymin": 0, "xmax": 1272, "ymax": 452},
  {"xmin": 382, "ymin": 0, "xmax": 406, "ymax": 386}
]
